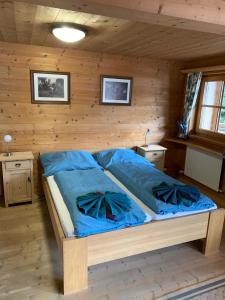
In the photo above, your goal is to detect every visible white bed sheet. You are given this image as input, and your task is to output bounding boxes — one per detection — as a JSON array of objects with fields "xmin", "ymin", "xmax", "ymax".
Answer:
[
  {"xmin": 47, "ymin": 176, "xmax": 75, "ymax": 237},
  {"xmin": 46, "ymin": 171, "xmax": 217, "ymax": 237}
]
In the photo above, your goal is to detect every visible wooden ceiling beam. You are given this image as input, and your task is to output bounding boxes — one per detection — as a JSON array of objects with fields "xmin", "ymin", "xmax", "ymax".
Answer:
[
  {"xmin": 10, "ymin": 0, "xmax": 225, "ymax": 35},
  {"xmin": 181, "ymin": 65, "xmax": 225, "ymax": 74}
]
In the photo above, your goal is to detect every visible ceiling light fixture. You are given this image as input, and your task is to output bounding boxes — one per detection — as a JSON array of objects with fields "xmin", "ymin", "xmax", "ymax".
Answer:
[{"xmin": 52, "ymin": 25, "xmax": 86, "ymax": 43}]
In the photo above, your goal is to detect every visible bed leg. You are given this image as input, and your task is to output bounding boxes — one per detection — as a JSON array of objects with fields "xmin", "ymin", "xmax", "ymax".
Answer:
[
  {"xmin": 203, "ymin": 209, "xmax": 225, "ymax": 256},
  {"xmin": 63, "ymin": 238, "xmax": 88, "ymax": 295}
]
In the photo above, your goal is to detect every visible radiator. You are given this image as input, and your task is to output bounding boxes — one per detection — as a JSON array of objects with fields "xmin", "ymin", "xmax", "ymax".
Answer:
[{"xmin": 184, "ymin": 147, "xmax": 223, "ymax": 191}]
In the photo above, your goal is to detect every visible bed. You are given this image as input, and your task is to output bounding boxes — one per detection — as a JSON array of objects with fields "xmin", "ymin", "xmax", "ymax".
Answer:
[{"xmin": 40, "ymin": 150, "xmax": 225, "ymax": 295}]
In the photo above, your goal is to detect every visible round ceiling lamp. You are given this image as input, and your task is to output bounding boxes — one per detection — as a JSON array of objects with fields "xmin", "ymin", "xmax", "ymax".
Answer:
[{"xmin": 52, "ymin": 25, "xmax": 86, "ymax": 43}]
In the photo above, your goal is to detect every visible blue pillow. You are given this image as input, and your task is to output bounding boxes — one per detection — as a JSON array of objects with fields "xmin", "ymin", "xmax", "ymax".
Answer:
[
  {"xmin": 94, "ymin": 148, "xmax": 154, "ymax": 169},
  {"xmin": 40, "ymin": 150, "xmax": 102, "ymax": 176}
]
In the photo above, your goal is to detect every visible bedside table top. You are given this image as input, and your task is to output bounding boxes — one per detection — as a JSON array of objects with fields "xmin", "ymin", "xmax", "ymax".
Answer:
[
  {"xmin": 0, "ymin": 151, "xmax": 34, "ymax": 162},
  {"xmin": 138, "ymin": 145, "xmax": 167, "ymax": 152}
]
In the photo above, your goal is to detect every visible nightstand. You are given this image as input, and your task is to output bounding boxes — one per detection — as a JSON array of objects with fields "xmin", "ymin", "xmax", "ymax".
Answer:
[
  {"xmin": 137, "ymin": 145, "xmax": 167, "ymax": 171},
  {"xmin": 0, "ymin": 152, "xmax": 34, "ymax": 207}
]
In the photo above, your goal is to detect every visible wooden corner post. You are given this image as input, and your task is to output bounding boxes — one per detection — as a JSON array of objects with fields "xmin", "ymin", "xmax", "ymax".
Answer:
[
  {"xmin": 63, "ymin": 237, "xmax": 88, "ymax": 295},
  {"xmin": 204, "ymin": 209, "xmax": 225, "ymax": 256}
]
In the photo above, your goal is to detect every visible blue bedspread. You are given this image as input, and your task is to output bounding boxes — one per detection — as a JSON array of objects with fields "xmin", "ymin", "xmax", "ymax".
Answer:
[
  {"xmin": 106, "ymin": 162, "xmax": 215, "ymax": 215},
  {"xmin": 54, "ymin": 169, "xmax": 146, "ymax": 237}
]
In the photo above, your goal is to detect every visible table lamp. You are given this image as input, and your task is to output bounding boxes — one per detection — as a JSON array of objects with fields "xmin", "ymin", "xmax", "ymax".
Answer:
[
  {"xmin": 143, "ymin": 129, "xmax": 151, "ymax": 147},
  {"xmin": 3, "ymin": 134, "xmax": 13, "ymax": 156}
]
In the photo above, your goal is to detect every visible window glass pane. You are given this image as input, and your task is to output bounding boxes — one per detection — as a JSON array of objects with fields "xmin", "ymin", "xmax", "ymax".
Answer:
[
  {"xmin": 222, "ymin": 89, "xmax": 225, "ymax": 106},
  {"xmin": 218, "ymin": 108, "xmax": 225, "ymax": 134},
  {"xmin": 202, "ymin": 81, "xmax": 223, "ymax": 105},
  {"xmin": 199, "ymin": 107, "xmax": 219, "ymax": 131}
]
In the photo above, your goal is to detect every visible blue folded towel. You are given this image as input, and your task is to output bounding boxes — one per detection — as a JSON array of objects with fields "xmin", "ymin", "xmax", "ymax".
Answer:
[
  {"xmin": 152, "ymin": 182, "xmax": 200, "ymax": 206},
  {"xmin": 77, "ymin": 191, "xmax": 132, "ymax": 220}
]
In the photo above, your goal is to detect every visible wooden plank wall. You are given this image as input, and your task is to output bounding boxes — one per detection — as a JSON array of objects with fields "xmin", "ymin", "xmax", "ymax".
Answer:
[
  {"xmin": 0, "ymin": 41, "xmax": 184, "ymax": 199},
  {"xmin": 182, "ymin": 56, "xmax": 225, "ymax": 192}
]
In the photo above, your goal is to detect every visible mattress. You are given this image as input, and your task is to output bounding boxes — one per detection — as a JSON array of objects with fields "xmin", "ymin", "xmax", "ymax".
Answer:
[
  {"xmin": 47, "ymin": 176, "xmax": 74, "ymax": 237},
  {"xmin": 46, "ymin": 171, "xmax": 217, "ymax": 237}
]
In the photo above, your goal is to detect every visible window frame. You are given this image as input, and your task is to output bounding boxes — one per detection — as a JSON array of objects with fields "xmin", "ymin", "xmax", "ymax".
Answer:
[{"xmin": 195, "ymin": 74, "xmax": 225, "ymax": 141}]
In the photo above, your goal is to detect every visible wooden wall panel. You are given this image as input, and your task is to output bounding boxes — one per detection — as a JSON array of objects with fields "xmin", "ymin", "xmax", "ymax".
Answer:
[
  {"xmin": 0, "ymin": 42, "xmax": 184, "ymax": 199},
  {"xmin": 182, "ymin": 56, "xmax": 225, "ymax": 193},
  {"xmin": 163, "ymin": 63, "xmax": 225, "ymax": 197}
]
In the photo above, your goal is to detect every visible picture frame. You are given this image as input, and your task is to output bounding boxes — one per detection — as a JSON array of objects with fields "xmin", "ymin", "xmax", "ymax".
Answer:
[
  {"xmin": 100, "ymin": 75, "xmax": 133, "ymax": 106},
  {"xmin": 30, "ymin": 70, "xmax": 70, "ymax": 104}
]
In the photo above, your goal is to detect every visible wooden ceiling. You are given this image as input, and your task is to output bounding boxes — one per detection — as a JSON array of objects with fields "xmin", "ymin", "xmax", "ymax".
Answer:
[{"xmin": 1, "ymin": 1, "xmax": 225, "ymax": 61}]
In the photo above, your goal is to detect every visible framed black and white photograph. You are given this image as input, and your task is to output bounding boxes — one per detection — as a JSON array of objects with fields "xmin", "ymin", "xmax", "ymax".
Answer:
[
  {"xmin": 100, "ymin": 75, "xmax": 133, "ymax": 105},
  {"xmin": 30, "ymin": 70, "xmax": 70, "ymax": 104}
]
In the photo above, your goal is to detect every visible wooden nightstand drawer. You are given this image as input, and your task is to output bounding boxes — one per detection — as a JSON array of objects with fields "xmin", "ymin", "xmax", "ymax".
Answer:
[
  {"xmin": 0, "ymin": 152, "xmax": 34, "ymax": 207},
  {"xmin": 5, "ymin": 160, "xmax": 31, "ymax": 170},
  {"xmin": 137, "ymin": 145, "xmax": 167, "ymax": 171},
  {"xmin": 145, "ymin": 151, "xmax": 164, "ymax": 161}
]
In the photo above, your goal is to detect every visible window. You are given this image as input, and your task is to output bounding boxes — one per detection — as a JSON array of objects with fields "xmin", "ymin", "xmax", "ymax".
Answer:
[{"xmin": 196, "ymin": 76, "xmax": 225, "ymax": 136}]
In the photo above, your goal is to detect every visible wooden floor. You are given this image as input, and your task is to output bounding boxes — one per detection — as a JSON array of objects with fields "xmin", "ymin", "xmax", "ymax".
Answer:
[{"xmin": 0, "ymin": 183, "xmax": 225, "ymax": 300}]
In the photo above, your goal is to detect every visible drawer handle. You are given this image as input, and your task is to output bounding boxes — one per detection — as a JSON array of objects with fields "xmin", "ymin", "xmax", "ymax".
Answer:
[
  {"xmin": 28, "ymin": 176, "xmax": 31, "ymax": 182},
  {"xmin": 15, "ymin": 163, "xmax": 21, "ymax": 167},
  {"xmin": 153, "ymin": 153, "xmax": 158, "ymax": 156}
]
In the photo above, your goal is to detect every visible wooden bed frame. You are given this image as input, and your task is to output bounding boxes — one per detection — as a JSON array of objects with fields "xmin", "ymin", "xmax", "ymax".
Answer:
[{"xmin": 42, "ymin": 176, "xmax": 225, "ymax": 295}]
